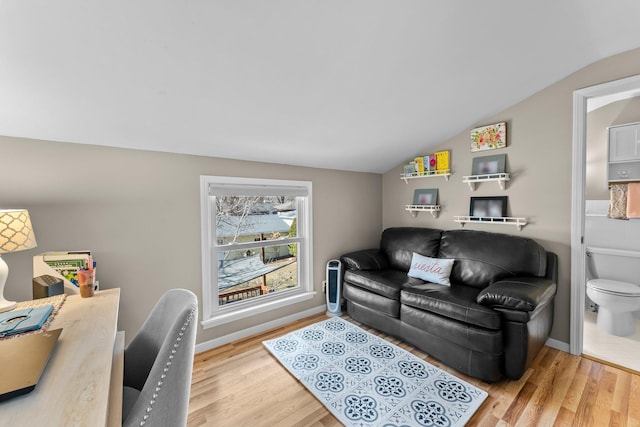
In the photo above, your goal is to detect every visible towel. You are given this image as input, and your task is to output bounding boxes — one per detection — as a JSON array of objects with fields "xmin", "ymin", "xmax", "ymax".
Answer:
[
  {"xmin": 627, "ymin": 182, "xmax": 640, "ymax": 218},
  {"xmin": 608, "ymin": 183, "xmax": 628, "ymax": 220}
]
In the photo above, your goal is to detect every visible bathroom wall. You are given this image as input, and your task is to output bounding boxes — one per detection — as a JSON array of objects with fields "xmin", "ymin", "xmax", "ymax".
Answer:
[{"xmin": 585, "ymin": 98, "xmax": 640, "ymax": 284}]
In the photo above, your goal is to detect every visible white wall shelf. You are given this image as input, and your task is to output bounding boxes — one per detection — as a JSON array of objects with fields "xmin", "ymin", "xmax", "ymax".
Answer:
[
  {"xmin": 405, "ymin": 204, "xmax": 441, "ymax": 218},
  {"xmin": 453, "ymin": 215, "xmax": 527, "ymax": 231},
  {"xmin": 401, "ymin": 170, "xmax": 451, "ymax": 183},
  {"xmin": 462, "ymin": 173, "xmax": 510, "ymax": 191}
]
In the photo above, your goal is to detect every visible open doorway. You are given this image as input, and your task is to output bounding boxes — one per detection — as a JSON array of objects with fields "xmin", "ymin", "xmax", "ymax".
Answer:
[{"xmin": 570, "ymin": 74, "xmax": 640, "ymax": 362}]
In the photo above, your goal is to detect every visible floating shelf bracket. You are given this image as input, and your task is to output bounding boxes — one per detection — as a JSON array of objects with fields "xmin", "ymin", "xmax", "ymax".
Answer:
[
  {"xmin": 462, "ymin": 173, "xmax": 510, "ymax": 191},
  {"xmin": 405, "ymin": 205, "xmax": 441, "ymax": 218},
  {"xmin": 453, "ymin": 215, "xmax": 528, "ymax": 231},
  {"xmin": 401, "ymin": 170, "xmax": 451, "ymax": 184}
]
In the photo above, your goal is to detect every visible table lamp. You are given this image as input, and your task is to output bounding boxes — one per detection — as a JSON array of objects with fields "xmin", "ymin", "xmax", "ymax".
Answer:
[{"xmin": 0, "ymin": 209, "xmax": 37, "ymax": 312}]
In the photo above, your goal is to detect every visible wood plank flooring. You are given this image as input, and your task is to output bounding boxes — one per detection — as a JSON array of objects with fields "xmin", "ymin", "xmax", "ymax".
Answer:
[{"xmin": 188, "ymin": 313, "xmax": 640, "ymax": 426}]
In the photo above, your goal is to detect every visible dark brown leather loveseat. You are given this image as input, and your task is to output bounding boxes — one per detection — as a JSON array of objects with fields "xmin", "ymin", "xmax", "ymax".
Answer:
[{"xmin": 340, "ymin": 227, "xmax": 557, "ymax": 382}]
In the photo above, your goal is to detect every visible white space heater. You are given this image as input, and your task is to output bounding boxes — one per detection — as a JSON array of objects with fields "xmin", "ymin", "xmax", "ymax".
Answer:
[{"xmin": 326, "ymin": 259, "xmax": 342, "ymax": 317}]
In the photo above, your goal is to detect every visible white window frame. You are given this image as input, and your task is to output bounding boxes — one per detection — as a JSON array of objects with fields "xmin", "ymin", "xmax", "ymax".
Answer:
[{"xmin": 200, "ymin": 175, "xmax": 314, "ymax": 328}]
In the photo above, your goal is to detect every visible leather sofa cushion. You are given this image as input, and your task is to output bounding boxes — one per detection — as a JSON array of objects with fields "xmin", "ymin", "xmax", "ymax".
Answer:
[
  {"xmin": 401, "ymin": 283, "xmax": 501, "ymax": 330},
  {"xmin": 343, "ymin": 283, "xmax": 401, "ymax": 318},
  {"xmin": 477, "ymin": 276, "xmax": 557, "ymax": 312},
  {"xmin": 401, "ymin": 305, "xmax": 503, "ymax": 355},
  {"xmin": 344, "ymin": 269, "xmax": 422, "ymax": 300},
  {"xmin": 381, "ymin": 227, "xmax": 442, "ymax": 271},
  {"xmin": 341, "ymin": 249, "xmax": 389, "ymax": 271},
  {"xmin": 439, "ymin": 229, "xmax": 547, "ymax": 289},
  {"xmin": 401, "ymin": 320, "xmax": 503, "ymax": 382},
  {"xmin": 347, "ymin": 300, "xmax": 403, "ymax": 338}
]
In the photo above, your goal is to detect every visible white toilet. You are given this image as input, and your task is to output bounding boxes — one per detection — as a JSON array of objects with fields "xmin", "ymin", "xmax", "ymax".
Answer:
[
  {"xmin": 584, "ymin": 208, "xmax": 640, "ymax": 337},
  {"xmin": 586, "ymin": 278, "xmax": 640, "ymax": 336}
]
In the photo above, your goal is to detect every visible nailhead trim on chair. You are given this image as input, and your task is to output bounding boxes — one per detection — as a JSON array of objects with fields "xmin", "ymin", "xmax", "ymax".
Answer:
[{"xmin": 139, "ymin": 307, "xmax": 196, "ymax": 426}]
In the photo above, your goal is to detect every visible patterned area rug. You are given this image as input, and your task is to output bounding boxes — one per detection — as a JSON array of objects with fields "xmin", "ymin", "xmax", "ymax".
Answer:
[{"xmin": 263, "ymin": 317, "xmax": 487, "ymax": 427}]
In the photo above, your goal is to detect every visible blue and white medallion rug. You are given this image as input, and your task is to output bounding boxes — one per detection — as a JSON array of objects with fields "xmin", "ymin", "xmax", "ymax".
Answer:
[{"xmin": 263, "ymin": 317, "xmax": 487, "ymax": 427}]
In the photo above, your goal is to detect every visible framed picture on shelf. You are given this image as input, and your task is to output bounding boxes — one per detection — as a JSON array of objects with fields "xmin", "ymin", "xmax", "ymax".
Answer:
[
  {"xmin": 471, "ymin": 154, "xmax": 506, "ymax": 176},
  {"xmin": 470, "ymin": 122, "xmax": 506, "ymax": 152},
  {"xmin": 403, "ymin": 164, "xmax": 416, "ymax": 176},
  {"xmin": 469, "ymin": 196, "xmax": 507, "ymax": 220},
  {"xmin": 413, "ymin": 188, "xmax": 438, "ymax": 205}
]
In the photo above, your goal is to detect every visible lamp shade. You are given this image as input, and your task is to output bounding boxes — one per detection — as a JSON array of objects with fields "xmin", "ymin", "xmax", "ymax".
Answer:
[{"xmin": 0, "ymin": 209, "xmax": 37, "ymax": 254}]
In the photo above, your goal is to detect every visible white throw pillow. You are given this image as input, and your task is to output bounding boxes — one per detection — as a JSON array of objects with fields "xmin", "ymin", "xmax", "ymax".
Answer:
[{"xmin": 407, "ymin": 252, "xmax": 454, "ymax": 286}]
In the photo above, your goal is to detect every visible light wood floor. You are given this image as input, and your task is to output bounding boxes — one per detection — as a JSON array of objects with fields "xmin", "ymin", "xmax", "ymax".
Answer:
[{"xmin": 188, "ymin": 313, "xmax": 640, "ymax": 426}]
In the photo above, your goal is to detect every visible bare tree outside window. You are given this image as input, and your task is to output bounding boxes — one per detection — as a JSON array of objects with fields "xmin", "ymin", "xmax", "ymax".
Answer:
[
  {"xmin": 216, "ymin": 196, "xmax": 261, "ymax": 247},
  {"xmin": 214, "ymin": 195, "xmax": 299, "ymax": 305}
]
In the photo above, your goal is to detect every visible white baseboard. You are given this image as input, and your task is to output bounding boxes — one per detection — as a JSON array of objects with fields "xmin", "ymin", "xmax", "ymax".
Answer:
[
  {"xmin": 195, "ymin": 307, "xmax": 573, "ymax": 356},
  {"xmin": 546, "ymin": 337, "xmax": 570, "ymax": 353},
  {"xmin": 195, "ymin": 305, "xmax": 326, "ymax": 354}
]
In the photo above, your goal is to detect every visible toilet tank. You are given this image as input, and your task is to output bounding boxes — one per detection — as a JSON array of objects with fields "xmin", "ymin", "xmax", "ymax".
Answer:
[
  {"xmin": 586, "ymin": 249, "xmax": 640, "ymax": 284},
  {"xmin": 585, "ymin": 205, "xmax": 640, "ymax": 284}
]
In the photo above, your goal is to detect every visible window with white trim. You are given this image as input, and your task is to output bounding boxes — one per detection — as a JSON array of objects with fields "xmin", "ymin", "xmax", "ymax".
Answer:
[{"xmin": 200, "ymin": 176, "xmax": 314, "ymax": 327}]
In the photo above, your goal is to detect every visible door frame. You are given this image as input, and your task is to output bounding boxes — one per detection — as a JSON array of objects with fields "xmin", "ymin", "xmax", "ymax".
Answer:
[{"xmin": 570, "ymin": 74, "xmax": 640, "ymax": 355}]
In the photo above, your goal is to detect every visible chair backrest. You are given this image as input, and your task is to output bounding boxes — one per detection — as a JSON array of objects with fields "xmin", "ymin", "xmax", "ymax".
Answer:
[{"xmin": 123, "ymin": 289, "xmax": 198, "ymax": 427}]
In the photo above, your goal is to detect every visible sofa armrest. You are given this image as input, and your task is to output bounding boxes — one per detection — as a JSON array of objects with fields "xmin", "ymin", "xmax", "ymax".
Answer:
[
  {"xmin": 476, "ymin": 276, "xmax": 557, "ymax": 312},
  {"xmin": 340, "ymin": 249, "xmax": 389, "ymax": 271}
]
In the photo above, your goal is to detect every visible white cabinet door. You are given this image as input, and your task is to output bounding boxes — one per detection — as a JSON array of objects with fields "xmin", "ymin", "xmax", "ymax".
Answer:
[{"xmin": 609, "ymin": 123, "xmax": 640, "ymax": 162}]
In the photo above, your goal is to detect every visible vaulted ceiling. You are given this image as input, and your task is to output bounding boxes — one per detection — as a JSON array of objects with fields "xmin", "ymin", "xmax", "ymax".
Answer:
[{"xmin": 2, "ymin": 1, "xmax": 640, "ymax": 173}]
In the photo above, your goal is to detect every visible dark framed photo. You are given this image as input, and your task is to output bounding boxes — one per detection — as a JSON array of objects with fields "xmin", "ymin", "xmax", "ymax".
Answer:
[
  {"xmin": 413, "ymin": 188, "xmax": 438, "ymax": 205},
  {"xmin": 469, "ymin": 196, "xmax": 507, "ymax": 220},
  {"xmin": 471, "ymin": 154, "xmax": 506, "ymax": 176}
]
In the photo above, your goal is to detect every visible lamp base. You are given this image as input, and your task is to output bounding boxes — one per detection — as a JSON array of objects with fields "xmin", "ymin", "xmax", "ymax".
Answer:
[
  {"xmin": 0, "ymin": 255, "xmax": 16, "ymax": 312},
  {"xmin": 0, "ymin": 298, "xmax": 16, "ymax": 313}
]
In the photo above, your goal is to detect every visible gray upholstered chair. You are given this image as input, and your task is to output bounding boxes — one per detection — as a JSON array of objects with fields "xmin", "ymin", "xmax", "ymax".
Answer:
[{"xmin": 122, "ymin": 289, "xmax": 198, "ymax": 427}]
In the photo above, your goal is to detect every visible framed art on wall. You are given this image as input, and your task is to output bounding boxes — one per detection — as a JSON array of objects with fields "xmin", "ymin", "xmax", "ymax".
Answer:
[
  {"xmin": 469, "ymin": 196, "xmax": 507, "ymax": 220},
  {"xmin": 413, "ymin": 188, "xmax": 438, "ymax": 205},
  {"xmin": 470, "ymin": 122, "xmax": 506, "ymax": 152},
  {"xmin": 471, "ymin": 154, "xmax": 506, "ymax": 176}
]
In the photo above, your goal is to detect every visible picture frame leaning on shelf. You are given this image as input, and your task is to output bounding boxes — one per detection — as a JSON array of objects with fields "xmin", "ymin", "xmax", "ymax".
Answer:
[
  {"xmin": 413, "ymin": 188, "xmax": 438, "ymax": 205},
  {"xmin": 469, "ymin": 196, "xmax": 508, "ymax": 221},
  {"xmin": 471, "ymin": 154, "xmax": 506, "ymax": 176}
]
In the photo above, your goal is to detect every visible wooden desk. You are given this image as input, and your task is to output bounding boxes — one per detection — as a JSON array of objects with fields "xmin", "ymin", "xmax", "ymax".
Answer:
[{"xmin": 0, "ymin": 289, "xmax": 121, "ymax": 427}]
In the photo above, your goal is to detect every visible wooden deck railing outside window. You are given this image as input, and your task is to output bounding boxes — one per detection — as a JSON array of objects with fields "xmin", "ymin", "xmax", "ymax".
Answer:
[{"xmin": 219, "ymin": 284, "xmax": 269, "ymax": 305}]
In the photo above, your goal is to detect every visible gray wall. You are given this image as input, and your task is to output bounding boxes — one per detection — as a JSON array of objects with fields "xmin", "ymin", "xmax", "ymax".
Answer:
[
  {"xmin": 4, "ymin": 47, "xmax": 640, "ymax": 349},
  {"xmin": 0, "ymin": 138, "xmax": 382, "ymax": 344},
  {"xmin": 382, "ymin": 47, "xmax": 640, "ymax": 344}
]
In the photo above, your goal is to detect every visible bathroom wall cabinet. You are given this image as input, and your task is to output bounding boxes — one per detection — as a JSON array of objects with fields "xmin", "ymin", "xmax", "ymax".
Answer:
[
  {"xmin": 609, "ymin": 122, "xmax": 640, "ymax": 163},
  {"xmin": 608, "ymin": 122, "xmax": 640, "ymax": 182}
]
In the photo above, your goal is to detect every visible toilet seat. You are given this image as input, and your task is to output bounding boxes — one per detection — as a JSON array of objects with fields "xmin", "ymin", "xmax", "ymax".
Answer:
[{"xmin": 587, "ymin": 279, "xmax": 640, "ymax": 296}]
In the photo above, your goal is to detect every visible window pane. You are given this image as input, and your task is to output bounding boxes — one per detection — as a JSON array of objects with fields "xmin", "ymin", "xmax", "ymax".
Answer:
[
  {"xmin": 201, "ymin": 176, "xmax": 312, "ymax": 326},
  {"xmin": 215, "ymin": 196, "xmax": 297, "ymax": 244},
  {"xmin": 217, "ymin": 243, "xmax": 298, "ymax": 306}
]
